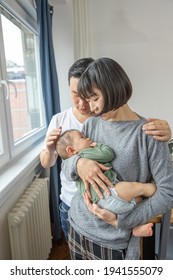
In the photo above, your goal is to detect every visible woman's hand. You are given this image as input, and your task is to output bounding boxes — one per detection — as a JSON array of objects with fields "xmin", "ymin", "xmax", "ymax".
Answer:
[
  {"xmin": 142, "ymin": 118, "xmax": 171, "ymax": 141},
  {"xmin": 83, "ymin": 192, "xmax": 118, "ymax": 227},
  {"xmin": 77, "ymin": 158, "xmax": 112, "ymax": 198}
]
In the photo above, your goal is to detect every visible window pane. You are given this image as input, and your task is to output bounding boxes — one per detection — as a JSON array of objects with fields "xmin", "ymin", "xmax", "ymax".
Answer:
[{"xmin": 1, "ymin": 14, "xmax": 45, "ymax": 142}]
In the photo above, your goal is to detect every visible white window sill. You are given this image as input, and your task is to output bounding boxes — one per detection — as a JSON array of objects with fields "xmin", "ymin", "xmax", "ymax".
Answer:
[{"xmin": 0, "ymin": 141, "xmax": 44, "ymax": 207}]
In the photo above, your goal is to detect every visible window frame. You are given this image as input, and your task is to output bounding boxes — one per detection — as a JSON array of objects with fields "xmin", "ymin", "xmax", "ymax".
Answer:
[{"xmin": 0, "ymin": 2, "xmax": 46, "ymax": 170}]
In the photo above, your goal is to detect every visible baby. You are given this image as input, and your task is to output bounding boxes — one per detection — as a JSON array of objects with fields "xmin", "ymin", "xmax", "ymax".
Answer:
[{"xmin": 56, "ymin": 129, "xmax": 156, "ymax": 237}]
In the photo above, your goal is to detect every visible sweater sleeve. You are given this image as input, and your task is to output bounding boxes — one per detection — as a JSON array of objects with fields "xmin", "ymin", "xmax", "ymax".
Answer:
[
  {"xmin": 61, "ymin": 155, "xmax": 81, "ymax": 181},
  {"xmin": 118, "ymin": 139, "xmax": 173, "ymax": 229}
]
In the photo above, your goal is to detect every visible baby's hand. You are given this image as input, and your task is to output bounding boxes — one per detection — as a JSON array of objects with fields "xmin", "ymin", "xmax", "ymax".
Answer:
[{"xmin": 90, "ymin": 142, "xmax": 97, "ymax": 148}]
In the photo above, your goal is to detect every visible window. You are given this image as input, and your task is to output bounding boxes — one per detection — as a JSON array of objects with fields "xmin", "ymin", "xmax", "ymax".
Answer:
[{"xmin": 0, "ymin": 5, "xmax": 46, "ymax": 169}]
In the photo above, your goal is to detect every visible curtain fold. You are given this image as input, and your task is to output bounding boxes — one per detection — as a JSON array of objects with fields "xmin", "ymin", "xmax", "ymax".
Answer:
[{"xmin": 36, "ymin": 0, "xmax": 62, "ymax": 240}]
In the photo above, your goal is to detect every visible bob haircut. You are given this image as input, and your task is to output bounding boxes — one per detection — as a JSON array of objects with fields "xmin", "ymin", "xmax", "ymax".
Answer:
[{"xmin": 77, "ymin": 57, "xmax": 132, "ymax": 114}]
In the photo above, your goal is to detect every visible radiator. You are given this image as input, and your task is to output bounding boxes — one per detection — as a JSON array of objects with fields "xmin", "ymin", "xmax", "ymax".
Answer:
[{"xmin": 8, "ymin": 177, "xmax": 52, "ymax": 260}]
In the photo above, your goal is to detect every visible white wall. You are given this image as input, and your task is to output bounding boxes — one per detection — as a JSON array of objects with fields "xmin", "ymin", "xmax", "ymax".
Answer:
[
  {"xmin": 88, "ymin": 0, "xmax": 173, "ymax": 132},
  {"xmin": 52, "ymin": 0, "xmax": 173, "ymax": 133}
]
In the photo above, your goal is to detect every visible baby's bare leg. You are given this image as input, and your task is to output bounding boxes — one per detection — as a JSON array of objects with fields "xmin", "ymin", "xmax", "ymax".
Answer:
[
  {"xmin": 143, "ymin": 183, "xmax": 156, "ymax": 197},
  {"xmin": 114, "ymin": 182, "xmax": 156, "ymax": 201},
  {"xmin": 133, "ymin": 223, "xmax": 153, "ymax": 237}
]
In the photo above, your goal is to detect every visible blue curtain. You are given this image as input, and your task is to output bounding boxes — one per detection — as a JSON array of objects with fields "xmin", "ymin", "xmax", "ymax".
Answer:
[{"xmin": 36, "ymin": 0, "xmax": 62, "ymax": 240}]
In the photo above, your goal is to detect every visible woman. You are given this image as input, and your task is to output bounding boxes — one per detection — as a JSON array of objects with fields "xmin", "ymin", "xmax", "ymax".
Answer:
[{"xmin": 62, "ymin": 57, "xmax": 173, "ymax": 260}]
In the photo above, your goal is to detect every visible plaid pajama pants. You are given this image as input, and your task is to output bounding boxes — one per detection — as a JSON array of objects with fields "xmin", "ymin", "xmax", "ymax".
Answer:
[{"xmin": 68, "ymin": 224, "xmax": 126, "ymax": 260}]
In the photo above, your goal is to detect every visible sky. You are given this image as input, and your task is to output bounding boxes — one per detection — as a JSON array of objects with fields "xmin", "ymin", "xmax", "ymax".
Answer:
[{"xmin": 2, "ymin": 15, "xmax": 24, "ymax": 66}]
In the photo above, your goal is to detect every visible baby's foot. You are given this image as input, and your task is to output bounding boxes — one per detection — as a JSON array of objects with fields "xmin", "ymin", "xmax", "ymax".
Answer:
[{"xmin": 133, "ymin": 223, "xmax": 153, "ymax": 237}]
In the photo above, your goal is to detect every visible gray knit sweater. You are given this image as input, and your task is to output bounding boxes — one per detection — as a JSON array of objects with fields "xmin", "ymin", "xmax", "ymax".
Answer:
[{"xmin": 62, "ymin": 115, "xmax": 173, "ymax": 259}]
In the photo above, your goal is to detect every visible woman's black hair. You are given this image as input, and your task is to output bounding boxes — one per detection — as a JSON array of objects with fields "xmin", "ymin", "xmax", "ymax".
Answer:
[{"xmin": 77, "ymin": 57, "xmax": 132, "ymax": 114}]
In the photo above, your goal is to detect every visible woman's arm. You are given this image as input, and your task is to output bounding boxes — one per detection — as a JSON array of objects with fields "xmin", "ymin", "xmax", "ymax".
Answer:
[
  {"xmin": 83, "ymin": 192, "xmax": 118, "ymax": 226},
  {"xmin": 118, "ymin": 140, "xmax": 173, "ymax": 229},
  {"xmin": 62, "ymin": 118, "xmax": 172, "ymax": 201},
  {"xmin": 62, "ymin": 156, "xmax": 113, "ymax": 198},
  {"xmin": 142, "ymin": 118, "xmax": 171, "ymax": 141},
  {"xmin": 85, "ymin": 139, "xmax": 173, "ymax": 229}
]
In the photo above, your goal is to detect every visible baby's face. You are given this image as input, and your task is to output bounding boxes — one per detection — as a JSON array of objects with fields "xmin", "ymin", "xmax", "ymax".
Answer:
[{"xmin": 72, "ymin": 131, "xmax": 93, "ymax": 152}]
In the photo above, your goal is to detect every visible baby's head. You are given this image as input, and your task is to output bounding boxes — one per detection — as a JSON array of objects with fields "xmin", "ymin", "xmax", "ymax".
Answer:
[{"xmin": 56, "ymin": 129, "xmax": 93, "ymax": 159}]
